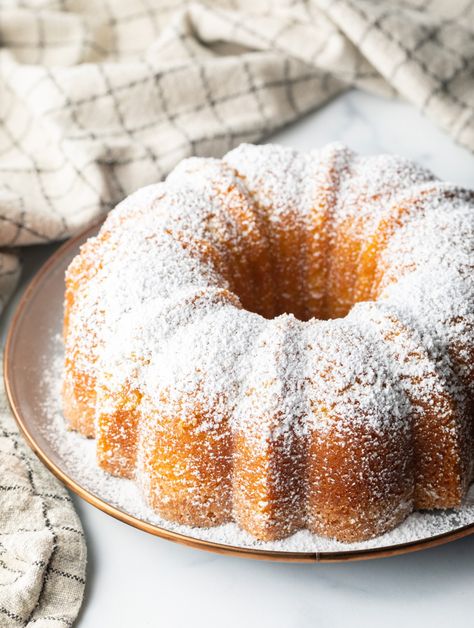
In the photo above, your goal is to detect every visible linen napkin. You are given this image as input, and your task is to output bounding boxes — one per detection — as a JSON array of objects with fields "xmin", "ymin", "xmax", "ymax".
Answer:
[
  {"xmin": 0, "ymin": 1, "xmax": 473, "ymax": 624},
  {"xmin": 0, "ymin": 360, "xmax": 86, "ymax": 627}
]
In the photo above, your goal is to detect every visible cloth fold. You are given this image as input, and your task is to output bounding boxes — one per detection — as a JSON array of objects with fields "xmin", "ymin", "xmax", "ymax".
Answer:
[
  {"xmin": 0, "ymin": 358, "xmax": 86, "ymax": 628},
  {"xmin": 0, "ymin": 1, "xmax": 473, "ymax": 624}
]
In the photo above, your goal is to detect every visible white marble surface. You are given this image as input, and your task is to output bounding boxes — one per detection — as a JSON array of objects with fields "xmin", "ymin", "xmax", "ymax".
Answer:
[{"xmin": 2, "ymin": 89, "xmax": 474, "ymax": 627}]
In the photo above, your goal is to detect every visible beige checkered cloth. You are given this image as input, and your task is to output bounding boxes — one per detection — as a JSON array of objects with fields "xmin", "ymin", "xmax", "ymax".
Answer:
[
  {"xmin": 0, "ymin": 362, "xmax": 86, "ymax": 627},
  {"xmin": 0, "ymin": 0, "xmax": 473, "ymax": 624}
]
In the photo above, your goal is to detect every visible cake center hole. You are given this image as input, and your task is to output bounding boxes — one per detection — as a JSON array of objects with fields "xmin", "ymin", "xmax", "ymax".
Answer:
[{"xmin": 232, "ymin": 264, "xmax": 357, "ymax": 323}]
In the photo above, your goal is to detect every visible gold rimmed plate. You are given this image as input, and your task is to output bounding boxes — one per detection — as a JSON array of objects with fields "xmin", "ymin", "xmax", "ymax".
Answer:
[{"xmin": 4, "ymin": 223, "xmax": 474, "ymax": 563}]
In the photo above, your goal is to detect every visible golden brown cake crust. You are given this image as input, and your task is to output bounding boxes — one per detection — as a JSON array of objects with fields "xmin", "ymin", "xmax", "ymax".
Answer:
[{"xmin": 63, "ymin": 143, "xmax": 474, "ymax": 542}]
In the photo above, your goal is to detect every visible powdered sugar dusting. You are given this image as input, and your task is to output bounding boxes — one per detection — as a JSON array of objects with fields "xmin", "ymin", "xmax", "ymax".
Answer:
[
  {"xmin": 61, "ymin": 143, "xmax": 474, "ymax": 544},
  {"xmin": 42, "ymin": 344, "xmax": 474, "ymax": 553}
]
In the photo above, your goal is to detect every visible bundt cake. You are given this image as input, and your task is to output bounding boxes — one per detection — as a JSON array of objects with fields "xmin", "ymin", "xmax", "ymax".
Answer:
[{"xmin": 63, "ymin": 143, "xmax": 474, "ymax": 543}]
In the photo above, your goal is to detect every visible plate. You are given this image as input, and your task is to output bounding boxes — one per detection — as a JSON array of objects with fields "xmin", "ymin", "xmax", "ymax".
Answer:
[{"xmin": 4, "ymin": 224, "xmax": 474, "ymax": 563}]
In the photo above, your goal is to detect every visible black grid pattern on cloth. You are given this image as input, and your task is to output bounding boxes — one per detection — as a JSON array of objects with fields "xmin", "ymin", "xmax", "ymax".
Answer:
[
  {"xmin": 0, "ymin": 359, "xmax": 86, "ymax": 628},
  {"xmin": 321, "ymin": 0, "xmax": 474, "ymax": 142}
]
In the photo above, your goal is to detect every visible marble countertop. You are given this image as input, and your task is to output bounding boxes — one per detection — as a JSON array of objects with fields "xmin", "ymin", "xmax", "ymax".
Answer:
[{"xmin": 2, "ymin": 89, "xmax": 474, "ymax": 627}]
